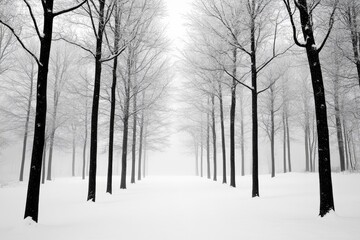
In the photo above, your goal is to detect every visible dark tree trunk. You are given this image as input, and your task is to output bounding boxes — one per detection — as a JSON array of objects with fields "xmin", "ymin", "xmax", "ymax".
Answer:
[
  {"xmin": 218, "ymin": 83, "xmax": 226, "ymax": 183},
  {"xmin": 72, "ymin": 127, "xmax": 76, "ymax": 177},
  {"xmin": 142, "ymin": 124, "xmax": 147, "ymax": 179},
  {"xmin": 87, "ymin": 0, "xmax": 106, "ymax": 202},
  {"xmin": 206, "ymin": 98, "xmax": 211, "ymax": 179},
  {"xmin": 298, "ymin": 0, "xmax": 335, "ymax": 216},
  {"xmin": 286, "ymin": 114, "xmax": 292, "ymax": 172},
  {"xmin": 283, "ymin": 112, "xmax": 287, "ymax": 173},
  {"xmin": 348, "ymin": 4, "xmax": 360, "ymax": 86},
  {"xmin": 24, "ymin": 1, "xmax": 54, "ymax": 223},
  {"xmin": 334, "ymin": 72, "xmax": 345, "ymax": 172},
  {"xmin": 240, "ymin": 89, "xmax": 245, "ymax": 177},
  {"xmin": 195, "ymin": 141, "xmax": 199, "ymax": 176},
  {"xmin": 250, "ymin": 11, "xmax": 259, "ymax": 197},
  {"xmin": 230, "ymin": 47, "xmax": 237, "ymax": 187},
  {"xmin": 131, "ymin": 87, "xmax": 137, "ymax": 184},
  {"xmin": 270, "ymin": 107, "xmax": 275, "ymax": 178},
  {"xmin": 343, "ymin": 120, "xmax": 349, "ymax": 170},
  {"xmin": 211, "ymin": 94, "xmax": 217, "ymax": 181},
  {"xmin": 120, "ymin": 111, "xmax": 129, "ymax": 189},
  {"xmin": 107, "ymin": 8, "xmax": 119, "ymax": 193},
  {"xmin": 41, "ymin": 141, "xmax": 47, "ymax": 184},
  {"xmin": 20, "ymin": 64, "xmax": 35, "ymax": 182},
  {"xmin": 138, "ymin": 105, "xmax": 144, "ymax": 181},
  {"xmin": 305, "ymin": 123, "xmax": 310, "ymax": 172},
  {"xmin": 82, "ymin": 105, "xmax": 88, "ymax": 180},
  {"xmin": 120, "ymin": 51, "xmax": 132, "ymax": 189}
]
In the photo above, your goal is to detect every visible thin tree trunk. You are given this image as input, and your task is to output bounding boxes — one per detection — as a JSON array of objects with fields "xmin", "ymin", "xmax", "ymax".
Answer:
[
  {"xmin": 195, "ymin": 142, "xmax": 199, "ymax": 176},
  {"xmin": 142, "ymin": 123, "xmax": 147, "ymax": 178},
  {"xmin": 72, "ymin": 126, "xmax": 76, "ymax": 177},
  {"xmin": 211, "ymin": 94, "xmax": 217, "ymax": 181},
  {"xmin": 305, "ymin": 123, "xmax": 310, "ymax": 172},
  {"xmin": 206, "ymin": 97, "xmax": 211, "ymax": 179},
  {"xmin": 87, "ymin": 0, "xmax": 106, "ymax": 202},
  {"xmin": 334, "ymin": 71, "xmax": 345, "ymax": 171},
  {"xmin": 20, "ymin": 64, "xmax": 35, "ymax": 182},
  {"xmin": 343, "ymin": 120, "xmax": 349, "ymax": 170},
  {"xmin": 131, "ymin": 86, "xmax": 137, "ymax": 184},
  {"xmin": 41, "ymin": 141, "xmax": 47, "ymax": 184},
  {"xmin": 219, "ymin": 83, "xmax": 226, "ymax": 183},
  {"xmin": 230, "ymin": 47, "xmax": 237, "ymax": 187},
  {"xmin": 271, "ymin": 107, "xmax": 275, "ymax": 178},
  {"xmin": 82, "ymin": 103, "xmax": 88, "ymax": 180},
  {"xmin": 106, "ymin": 5, "xmax": 119, "ymax": 193},
  {"xmin": 46, "ymin": 101, "xmax": 58, "ymax": 181},
  {"xmin": 240, "ymin": 88, "xmax": 245, "ymax": 177},
  {"xmin": 138, "ymin": 105, "xmax": 144, "ymax": 181},
  {"xmin": 120, "ymin": 51, "xmax": 132, "ymax": 189},
  {"xmin": 283, "ymin": 111, "xmax": 287, "ymax": 173},
  {"xmin": 286, "ymin": 113, "xmax": 292, "ymax": 172}
]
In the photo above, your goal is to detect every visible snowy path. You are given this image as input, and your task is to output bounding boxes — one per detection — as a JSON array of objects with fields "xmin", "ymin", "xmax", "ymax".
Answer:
[{"xmin": 1, "ymin": 174, "xmax": 360, "ymax": 240}]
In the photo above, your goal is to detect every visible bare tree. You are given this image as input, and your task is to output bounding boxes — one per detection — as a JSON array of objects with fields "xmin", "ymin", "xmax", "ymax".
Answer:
[
  {"xmin": 0, "ymin": 0, "xmax": 87, "ymax": 222},
  {"xmin": 283, "ymin": 0, "xmax": 337, "ymax": 216}
]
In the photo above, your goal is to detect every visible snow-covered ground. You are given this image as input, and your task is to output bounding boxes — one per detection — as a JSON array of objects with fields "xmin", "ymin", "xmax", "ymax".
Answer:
[{"xmin": 0, "ymin": 173, "xmax": 359, "ymax": 240}]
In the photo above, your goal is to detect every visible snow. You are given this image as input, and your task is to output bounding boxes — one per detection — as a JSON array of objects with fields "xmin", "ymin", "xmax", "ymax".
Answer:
[{"xmin": 1, "ymin": 173, "xmax": 360, "ymax": 240}]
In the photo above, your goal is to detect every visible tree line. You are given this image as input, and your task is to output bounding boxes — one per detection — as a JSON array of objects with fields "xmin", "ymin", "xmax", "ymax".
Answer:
[
  {"xmin": 180, "ymin": 0, "xmax": 359, "ymax": 217},
  {"xmin": 0, "ymin": 0, "xmax": 170, "ymax": 223}
]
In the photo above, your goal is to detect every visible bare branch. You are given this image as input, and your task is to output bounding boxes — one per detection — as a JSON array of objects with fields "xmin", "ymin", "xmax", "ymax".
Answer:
[
  {"xmin": 22, "ymin": 0, "xmax": 42, "ymax": 40},
  {"xmin": 283, "ymin": 0, "xmax": 306, "ymax": 48},
  {"xmin": 53, "ymin": 0, "xmax": 88, "ymax": 17},
  {"xmin": 0, "ymin": 20, "xmax": 40, "ymax": 65},
  {"xmin": 53, "ymin": 36, "xmax": 95, "ymax": 58},
  {"xmin": 317, "ymin": 0, "xmax": 338, "ymax": 53}
]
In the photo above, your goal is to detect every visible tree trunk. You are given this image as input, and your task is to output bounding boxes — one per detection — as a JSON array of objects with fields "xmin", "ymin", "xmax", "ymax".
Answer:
[
  {"xmin": 211, "ymin": 94, "xmax": 217, "ymax": 181},
  {"xmin": 142, "ymin": 124, "xmax": 147, "ymax": 179},
  {"xmin": 20, "ymin": 64, "xmax": 35, "ymax": 182},
  {"xmin": 106, "ymin": 54, "xmax": 117, "ymax": 193},
  {"xmin": 283, "ymin": 111, "xmax": 287, "ymax": 173},
  {"xmin": 286, "ymin": 113, "xmax": 292, "ymax": 172},
  {"xmin": 206, "ymin": 97, "xmax": 211, "ymax": 179},
  {"xmin": 137, "ymin": 105, "xmax": 144, "ymax": 181},
  {"xmin": 46, "ymin": 99, "xmax": 58, "ymax": 181},
  {"xmin": 131, "ymin": 86, "xmax": 137, "ymax": 184},
  {"xmin": 304, "ymin": 122, "xmax": 310, "ymax": 172},
  {"xmin": 87, "ymin": 0, "xmax": 106, "ymax": 202},
  {"xmin": 72, "ymin": 127, "xmax": 76, "ymax": 177},
  {"xmin": 230, "ymin": 47, "xmax": 237, "ymax": 187},
  {"xmin": 240, "ymin": 89, "xmax": 245, "ymax": 177},
  {"xmin": 343, "ymin": 120, "xmax": 349, "ymax": 170},
  {"xmin": 250, "ymin": 8, "xmax": 259, "ymax": 197},
  {"xmin": 334, "ymin": 70, "xmax": 345, "ymax": 171},
  {"xmin": 195, "ymin": 141, "xmax": 199, "ymax": 176},
  {"xmin": 120, "ymin": 51, "xmax": 132, "ymax": 189},
  {"xmin": 107, "ymin": 6, "xmax": 119, "ymax": 194},
  {"xmin": 219, "ymin": 83, "xmax": 226, "ymax": 183},
  {"xmin": 41, "ymin": 141, "xmax": 47, "ymax": 184},
  {"xmin": 349, "ymin": 4, "xmax": 360, "ymax": 86},
  {"xmin": 271, "ymin": 107, "xmax": 275, "ymax": 178},
  {"xmin": 82, "ymin": 104, "xmax": 88, "ymax": 180},
  {"xmin": 297, "ymin": 0, "xmax": 334, "ymax": 216},
  {"xmin": 24, "ymin": 1, "xmax": 54, "ymax": 222}
]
